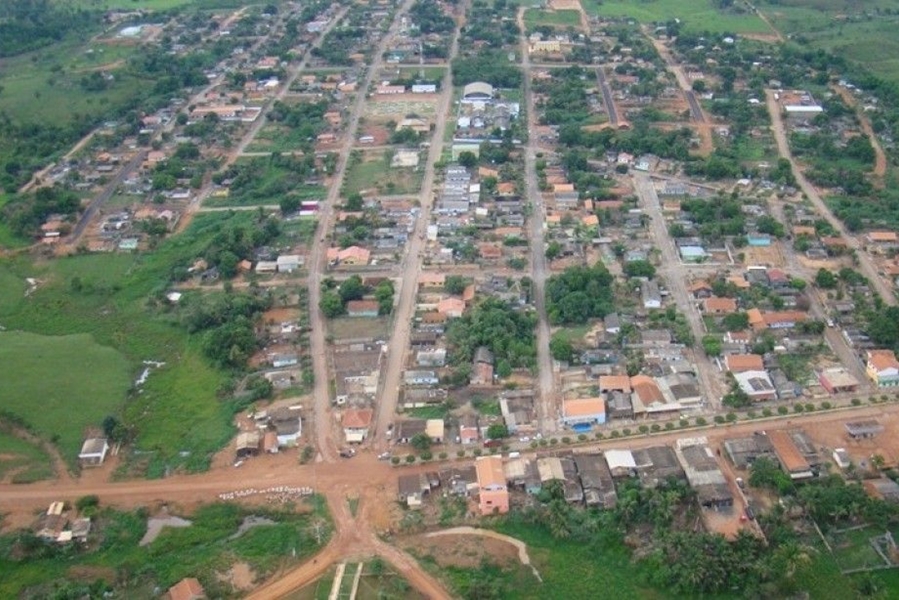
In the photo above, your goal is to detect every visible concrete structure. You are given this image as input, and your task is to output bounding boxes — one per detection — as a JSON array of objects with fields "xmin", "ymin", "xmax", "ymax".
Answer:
[
  {"xmin": 561, "ymin": 397, "xmax": 606, "ymax": 428},
  {"xmin": 462, "ymin": 81, "xmax": 494, "ymax": 101},
  {"xmin": 675, "ymin": 438, "xmax": 733, "ymax": 509},
  {"xmin": 734, "ymin": 370, "xmax": 777, "ymax": 401},
  {"xmin": 866, "ymin": 350, "xmax": 899, "ymax": 387},
  {"xmin": 78, "ymin": 438, "xmax": 109, "ymax": 467},
  {"xmin": 769, "ymin": 430, "xmax": 814, "ymax": 480},
  {"xmin": 476, "ymin": 456, "xmax": 509, "ymax": 515},
  {"xmin": 818, "ymin": 367, "xmax": 860, "ymax": 394}
]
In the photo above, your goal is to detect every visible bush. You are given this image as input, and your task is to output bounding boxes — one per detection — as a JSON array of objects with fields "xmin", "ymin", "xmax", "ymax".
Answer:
[
  {"xmin": 622, "ymin": 428, "xmax": 632, "ymax": 436},
  {"xmin": 638, "ymin": 425, "xmax": 649, "ymax": 434},
  {"xmin": 777, "ymin": 406, "xmax": 789, "ymax": 415},
  {"xmin": 851, "ymin": 398, "xmax": 862, "ymax": 406},
  {"xmin": 538, "ymin": 439, "xmax": 548, "ymax": 447},
  {"xmin": 473, "ymin": 448, "xmax": 483, "ymax": 456},
  {"xmin": 679, "ymin": 419, "xmax": 689, "ymax": 428},
  {"xmin": 577, "ymin": 433, "xmax": 587, "ymax": 441},
  {"xmin": 611, "ymin": 430, "xmax": 621, "ymax": 438},
  {"xmin": 420, "ymin": 450, "xmax": 433, "ymax": 461},
  {"xmin": 804, "ymin": 403, "xmax": 815, "ymax": 412},
  {"xmin": 594, "ymin": 431, "xmax": 604, "ymax": 439},
  {"xmin": 762, "ymin": 408, "xmax": 772, "ymax": 417},
  {"xmin": 793, "ymin": 404, "xmax": 804, "ymax": 413},
  {"xmin": 530, "ymin": 441, "xmax": 539, "ymax": 449},
  {"xmin": 561, "ymin": 436, "xmax": 571, "ymax": 444},
  {"xmin": 747, "ymin": 410, "xmax": 757, "ymax": 419},
  {"xmin": 651, "ymin": 423, "xmax": 661, "ymax": 432},
  {"xmin": 725, "ymin": 412, "xmax": 737, "ymax": 422},
  {"xmin": 76, "ymin": 495, "xmax": 99, "ymax": 513},
  {"xmin": 714, "ymin": 415, "xmax": 726, "ymax": 424},
  {"xmin": 405, "ymin": 455, "xmax": 416, "ymax": 464},
  {"xmin": 550, "ymin": 438, "xmax": 559, "ymax": 446},
  {"xmin": 695, "ymin": 417, "xmax": 707, "ymax": 426},
  {"xmin": 456, "ymin": 450, "xmax": 466, "ymax": 458},
  {"xmin": 438, "ymin": 452, "xmax": 448, "ymax": 460},
  {"xmin": 664, "ymin": 422, "xmax": 674, "ymax": 430},
  {"xmin": 391, "ymin": 457, "xmax": 400, "ymax": 465}
]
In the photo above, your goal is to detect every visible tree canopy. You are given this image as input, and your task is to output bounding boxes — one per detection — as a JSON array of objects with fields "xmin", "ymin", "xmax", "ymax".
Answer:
[{"xmin": 546, "ymin": 263, "xmax": 614, "ymax": 325}]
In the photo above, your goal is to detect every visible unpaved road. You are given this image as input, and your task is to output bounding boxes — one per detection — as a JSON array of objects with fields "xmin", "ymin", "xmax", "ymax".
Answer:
[{"xmin": 832, "ymin": 85, "xmax": 888, "ymax": 181}]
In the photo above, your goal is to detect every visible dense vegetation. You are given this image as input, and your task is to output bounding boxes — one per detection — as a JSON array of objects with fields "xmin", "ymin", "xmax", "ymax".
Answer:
[
  {"xmin": 546, "ymin": 263, "xmax": 614, "ymax": 325},
  {"xmin": 446, "ymin": 298, "xmax": 537, "ymax": 381},
  {"xmin": 0, "ymin": 0, "xmax": 93, "ymax": 57}
]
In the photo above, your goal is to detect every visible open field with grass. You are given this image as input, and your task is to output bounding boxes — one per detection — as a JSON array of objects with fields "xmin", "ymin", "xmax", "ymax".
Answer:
[
  {"xmin": 0, "ymin": 430, "xmax": 54, "ymax": 484},
  {"xmin": 328, "ymin": 316, "xmax": 389, "ymax": 341},
  {"xmin": 390, "ymin": 66, "xmax": 448, "ymax": 81},
  {"xmin": 0, "ymin": 194, "xmax": 29, "ymax": 249},
  {"xmin": 0, "ymin": 331, "xmax": 131, "ymax": 466},
  {"xmin": 0, "ymin": 213, "xmax": 267, "ymax": 474},
  {"xmin": 245, "ymin": 124, "xmax": 316, "ymax": 154},
  {"xmin": 524, "ymin": 9, "xmax": 582, "ymax": 28},
  {"xmin": 0, "ymin": 498, "xmax": 332, "ymax": 598},
  {"xmin": 342, "ymin": 151, "xmax": 423, "ymax": 197},
  {"xmin": 67, "ymin": 0, "xmax": 249, "ymax": 9},
  {"xmin": 583, "ymin": 0, "xmax": 772, "ymax": 34}
]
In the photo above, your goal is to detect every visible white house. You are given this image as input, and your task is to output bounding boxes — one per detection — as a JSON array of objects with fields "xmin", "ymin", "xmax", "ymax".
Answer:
[{"xmin": 79, "ymin": 438, "xmax": 109, "ymax": 467}]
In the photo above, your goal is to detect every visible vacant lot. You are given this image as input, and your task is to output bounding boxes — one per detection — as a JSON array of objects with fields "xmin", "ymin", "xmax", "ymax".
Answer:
[
  {"xmin": 583, "ymin": 0, "xmax": 771, "ymax": 34},
  {"xmin": 329, "ymin": 317, "xmax": 389, "ymax": 341},
  {"xmin": 0, "ymin": 331, "xmax": 131, "ymax": 466},
  {"xmin": 0, "ymin": 499, "xmax": 331, "ymax": 599},
  {"xmin": 342, "ymin": 151, "xmax": 423, "ymax": 197},
  {"xmin": 524, "ymin": 9, "xmax": 582, "ymax": 28}
]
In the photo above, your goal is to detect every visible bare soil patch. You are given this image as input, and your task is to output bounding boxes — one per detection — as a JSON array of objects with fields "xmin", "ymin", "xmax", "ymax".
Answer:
[{"xmin": 402, "ymin": 533, "xmax": 519, "ymax": 569}]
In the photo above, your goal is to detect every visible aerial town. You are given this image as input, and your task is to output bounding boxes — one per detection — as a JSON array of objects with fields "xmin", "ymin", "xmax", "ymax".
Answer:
[{"xmin": 3, "ymin": 0, "xmax": 899, "ymax": 597}]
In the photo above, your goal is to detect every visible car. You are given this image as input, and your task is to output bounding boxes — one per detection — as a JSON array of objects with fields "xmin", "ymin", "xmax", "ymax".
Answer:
[
  {"xmin": 378, "ymin": 452, "xmax": 391, "ymax": 460},
  {"xmin": 233, "ymin": 460, "xmax": 244, "ymax": 468},
  {"xmin": 518, "ymin": 436, "xmax": 530, "ymax": 443},
  {"xmin": 339, "ymin": 448, "xmax": 356, "ymax": 459}
]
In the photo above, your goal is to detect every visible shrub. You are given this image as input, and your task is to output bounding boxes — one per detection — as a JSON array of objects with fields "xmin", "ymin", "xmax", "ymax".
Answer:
[
  {"xmin": 530, "ymin": 441, "xmax": 538, "ymax": 449},
  {"xmin": 622, "ymin": 428, "xmax": 632, "ymax": 436},
  {"xmin": 695, "ymin": 417, "xmax": 707, "ymax": 426},
  {"xmin": 664, "ymin": 422, "xmax": 674, "ymax": 430},
  {"xmin": 762, "ymin": 408, "xmax": 772, "ymax": 417},
  {"xmin": 76, "ymin": 495, "xmax": 99, "ymax": 512},
  {"xmin": 561, "ymin": 436, "xmax": 571, "ymax": 444},
  {"xmin": 714, "ymin": 415, "xmax": 726, "ymax": 424},
  {"xmin": 804, "ymin": 403, "xmax": 815, "ymax": 412},
  {"xmin": 747, "ymin": 410, "xmax": 757, "ymax": 419},
  {"xmin": 577, "ymin": 433, "xmax": 587, "ymax": 441},
  {"xmin": 405, "ymin": 455, "xmax": 416, "ymax": 464},
  {"xmin": 851, "ymin": 398, "xmax": 862, "ymax": 406},
  {"xmin": 793, "ymin": 404, "xmax": 804, "ymax": 413},
  {"xmin": 725, "ymin": 412, "xmax": 737, "ymax": 423},
  {"xmin": 456, "ymin": 450, "xmax": 466, "ymax": 458},
  {"xmin": 594, "ymin": 431, "xmax": 604, "ymax": 439},
  {"xmin": 538, "ymin": 439, "xmax": 548, "ymax": 447},
  {"xmin": 473, "ymin": 448, "xmax": 483, "ymax": 456},
  {"xmin": 651, "ymin": 424, "xmax": 661, "ymax": 432},
  {"xmin": 438, "ymin": 452, "xmax": 448, "ymax": 460},
  {"xmin": 638, "ymin": 425, "xmax": 649, "ymax": 434},
  {"xmin": 550, "ymin": 438, "xmax": 559, "ymax": 446},
  {"xmin": 611, "ymin": 430, "xmax": 621, "ymax": 438},
  {"xmin": 821, "ymin": 401, "xmax": 832, "ymax": 410},
  {"xmin": 679, "ymin": 418, "xmax": 689, "ymax": 428},
  {"xmin": 777, "ymin": 406, "xmax": 789, "ymax": 415},
  {"xmin": 391, "ymin": 456, "xmax": 400, "ymax": 465}
]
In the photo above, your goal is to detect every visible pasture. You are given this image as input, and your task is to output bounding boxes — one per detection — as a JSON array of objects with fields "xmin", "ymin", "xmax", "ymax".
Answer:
[
  {"xmin": 0, "ymin": 430, "xmax": 54, "ymax": 484},
  {"xmin": 524, "ymin": 9, "xmax": 582, "ymax": 28},
  {"xmin": 582, "ymin": 0, "xmax": 772, "ymax": 34},
  {"xmin": 0, "ymin": 331, "xmax": 131, "ymax": 466},
  {"xmin": 342, "ymin": 150, "xmax": 423, "ymax": 197}
]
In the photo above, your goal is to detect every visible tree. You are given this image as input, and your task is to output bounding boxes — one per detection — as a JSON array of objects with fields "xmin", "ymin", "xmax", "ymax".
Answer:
[
  {"xmin": 815, "ymin": 268, "xmax": 838, "ymax": 289},
  {"xmin": 701, "ymin": 335, "xmax": 722, "ymax": 356},
  {"xmin": 545, "ymin": 241, "xmax": 562, "ymax": 260},
  {"xmin": 749, "ymin": 456, "xmax": 794, "ymax": 495},
  {"xmin": 345, "ymin": 192, "xmax": 364, "ymax": 210},
  {"xmin": 624, "ymin": 259, "xmax": 656, "ymax": 279},
  {"xmin": 445, "ymin": 275, "xmax": 468, "ymax": 295},
  {"xmin": 279, "ymin": 195, "xmax": 300, "ymax": 215},
  {"xmin": 319, "ymin": 291, "xmax": 345, "ymax": 318},
  {"xmin": 550, "ymin": 334, "xmax": 574, "ymax": 362},
  {"xmin": 411, "ymin": 433, "xmax": 431, "ymax": 452},
  {"xmin": 722, "ymin": 312, "xmax": 749, "ymax": 332},
  {"xmin": 338, "ymin": 275, "xmax": 366, "ymax": 303},
  {"xmin": 457, "ymin": 151, "xmax": 477, "ymax": 168},
  {"xmin": 486, "ymin": 424, "xmax": 509, "ymax": 440}
]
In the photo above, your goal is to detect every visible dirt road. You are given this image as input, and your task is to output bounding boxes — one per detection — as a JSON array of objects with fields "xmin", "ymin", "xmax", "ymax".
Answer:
[
  {"xmin": 519, "ymin": 8, "xmax": 559, "ymax": 434},
  {"xmin": 372, "ymin": 3, "xmax": 468, "ymax": 447},
  {"xmin": 765, "ymin": 90, "xmax": 896, "ymax": 306},
  {"xmin": 832, "ymin": 85, "xmax": 888, "ymax": 181}
]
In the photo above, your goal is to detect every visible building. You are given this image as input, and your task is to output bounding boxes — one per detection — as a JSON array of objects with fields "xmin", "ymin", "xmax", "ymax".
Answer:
[
  {"xmin": 476, "ymin": 456, "xmax": 509, "ymax": 515},
  {"xmin": 866, "ymin": 350, "xmax": 899, "ymax": 387},
  {"xmin": 702, "ymin": 297, "xmax": 738, "ymax": 314},
  {"xmin": 604, "ymin": 449, "xmax": 637, "ymax": 478},
  {"xmin": 342, "ymin": 408, "xmax": 373, "ymax": 443},
  {"xmin": 769, "ymin": 430, "xmax": 814, "ymax": 480},
  {"xmin": 675, "ymin": 438, "xmax": 733, "ymax": 509},
  {"xmin": 632, "ymin": 445, "xmax": 685, "ymax": 488},
  {"xmin": 818, "ymin": 367, "xmax": 860, "ymax": 394},
  {"xmin": 734, "ymin": 370, "xmax": 777, "ymax": 401},
  {"xmin": 845, "ymin": 420, "xmax": 884, "ymax": 440},
  {"xmin": 724, "ymin": 354, "xmax": 764, "ymax": 373},
  {"xmin": 459, "ymin": 414, "xmax": 479, "ymax": 444},
  {"xmin": 270, "ymin": 407, "xmax": 302, "ymax": 447},
  {"xmin": 437, "ymin": 297, "xmax": 466, "ymax": 318},
  {"xmin": 471, "ymin": 346, "xmax": 495, "ymax": 385},
  {"xmin": 574, "ymin": 454, "xmax": 617, "ymax": 508},
  {"xmin": 641, "ymin": 280, "xmax": 662, "ymax": 309},
  {"xmin": 78, "ymin": 438, "xmax": 109, "ymax": 467},
  {"xmin": 723, "ymin": 433, "xmax": 775, "ymax": 469},
  {"xmin": 167, "ymin": 578, "xmax": 206, "ymax": 600},
  {"xmin": 561, "ymin": 398, "xmax": 606, "ymax": 429},
  {"xmin": 346, "ymin": 299, "xmax": 380, "ymax": 318},
  {"xmin": 235, "ymin": 431, "xmax": 261, "ymax": 458},
  {"xmin": 398, "ymin": 473, "xmax": 431, "ymax": 508},
  {"xmin": 462, "ymin": 81, "xmax": 494, "ymax": 102},
  {"xmin": 411, "ymin": 84, "xmax": 437, "ymax": 94},
  {"xmin": 864, "ymin": 478, "xmax": 899, "ymax": 502}
]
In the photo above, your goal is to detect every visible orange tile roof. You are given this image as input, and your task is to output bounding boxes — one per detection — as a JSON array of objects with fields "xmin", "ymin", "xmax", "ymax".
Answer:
[
  {"xmin": 342, "ymin": 408, "xmax": 373, "ymax": 429},
  {"xmin": 702, "ymin": 297, "xmax": 737, "ymax": 313},
  {"xmin": 868, "ymin": 231, "xmax": 899, "ymax": 243},
  {"xmin": 475, "ymin": 455, "xmax": 506, "ymax": 487},
  {"xmin": 869, "ymin": 350, "xmax": 899, "ymax": 371},
  {"xmin": 724, "ymin": 354, "xmax": 764, "ymax": 373},
  {"xmin": 563, "ymin": 397, "xmax": 605, "ymax": 418},
  {"xmin": 630, "ymin": 375, "xmax": 664, "ymax": 404},
  {"xmin": 599, "ymin": 375, "xmax": 632, "ymax": 392}
]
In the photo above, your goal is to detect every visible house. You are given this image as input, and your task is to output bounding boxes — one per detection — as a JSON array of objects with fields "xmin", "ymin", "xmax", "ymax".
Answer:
[
  {"xmin": 599, "ymin": 375, "xmax": 632, "ymax": 394},
  {"xmin": 641, "ymin": 280, "xmax": 662, "ymax": 309},
  {"xmin": 724, "ymin": 354, "xmax": 764, "ymax": 373},
  {"xmin": 504, "ymin": 457, "xmax": 541, "ymax": 495},
  {"xmin": 866, "ymin": 350, "xmax": 899, "ymax": 387},
  {"xmin": 441, "ymin": 465, "xmax": 478, "ymax": 496},
  {"xmin": 418, "ymin": 272, "xmax": 446, "ymax": 291},
  {"xmin": 817, "ymin": 367, "xmax": 859, "ymax": 394},
  {"xmin": 561, "ymin": 398, "xmax": 606, "ymax": 429},
  {"xmin": 769, "ymin": 430, "xmax": 814, "ymax": 480},
  {"xmin": 167, "ymin": 577, "xmax": 206, "ymax": 600},
  {"xmin": 471, "ymin": 346, "xmax": 495, "ymax": 385},
  {"xmin": 346, "ymin": 299, "xmax": 380, "ymax": 317},
  {"xmin": 479, "ymin": 243, "xmax": 502, "ymax": 260},
  {"xmin": 604, "ymin": 313, "xmax": 622, "ymax": 335},
  {"xmin": 328, "ymin": 245, "xmax": 371, "ymax": 266},
  {"xmin": 235, "ymin": 431, "xmax": 260, "ymax": 458},
  {"xmin": 675, "ymin": 438, "xmax": 733, "ymax": 509},
  {"xmin": 866, "ymin": 231, "xmax": 899, "ymax": 252},
  {"xmin": 865, "ymin": 478, "xmax": 899, "ymax": 502},
  {"xmin": 575, "ymin": 454, "xmax": 617, "ymax": 508},
  {"xmin": 437, "ymin": 297, "xmax": 466, "ymax": 318},
  {"xmin": 342, "ymin": 408, "xmax": 373, "ymax": 443},
  {"xmin": 417, "ymin": 347, "xmax": 447, "ymax": 367},
  {"xmin": 78, "ymin": 438, "xmax": 109, "ymax": 467},
  {"xmin": 270, "ymin": 407, "xmax": 302, "ymax": 447},
  {"xmin": 476, "ymin": 456, "xmax": 509, "ymax": 515},
  {"xmin": 411, "ymin": 84, "xmax": 437, "ymax": 94},
  {"xmin": 632, "ymin": 445, "xmax": 685, "ymax": 488},
  {"xmin": 459, "ymin": 414, "xmax": 479, "ymax": 444},
  {"xmin": 604, "ymin": 449, "xmax": 638, "ymax": 478},
  {"xmin": 272, "ymin": 354, "xmax": 298, "ymax": 368},
  {"xmin": 702, "ymin": 297, "xmax": 737, "ymax": 314},
  {"xmin": 394, "ymin": 419, "xmax": 428, "ymax": 443},
  {"xmin": 734, "ymin": 370, "xmax": 777, "ymax": 401},
  {"xmin": 398, "ymin": 473, "xmax": 431, "ymax": 508},
  {"xmin": 277, "ymin": 255, "xmax": 301, "ymax": 273},
  {"xmin": 376, "ymin": 84, "xmax": 406, "ymax": 95},
  {"xmin": 404, "ymin": 370, "xmax": 439, "ymax": 386},
  {"xmin": 722, "ymin": 434, "xmax": 775, "ymax": 469}
]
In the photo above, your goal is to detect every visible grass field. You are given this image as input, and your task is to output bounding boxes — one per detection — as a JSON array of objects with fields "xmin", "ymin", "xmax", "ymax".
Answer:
[
  {"xmin": 583, "ymin": 0, "xmax": 772, "ymax": 34},
  {"xmin": 0, "ymin": 194, "xmax": 29, "ymax": 249},
  {"xmin": 245, "ymin": 124, "xmax": 316, "ymax": 154},
  {"xmin": 0, "ymin": 331, "xmax": 131, "ymax": 465},
  {"xmin": 342, "ymin": 151, "xmax": 423, "ymax": 197},
  {"xmin": 0, "ymin": 430, "xmax": 54, "ymax": 484},
  {"xmin": 328, "ymin": 317, "xmax": 389, "ymax": 341},
  {"xmin": 0, "ymin": 498, "xmax": 332, "ymax": 598},
  {"xmin": 0, "ymin": 213, "xmax": 267, "ymax": 474},
  {"xmin": 524, "ymin": 9, "xmax": 582, "ymax": 28}
]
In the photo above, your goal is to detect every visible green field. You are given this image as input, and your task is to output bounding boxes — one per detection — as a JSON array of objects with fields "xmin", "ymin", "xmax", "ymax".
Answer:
[
  {"xmin": 0, "ymin": 430, "xmax": 54, "ymax": 484},
  {"xmin": 0, "ymin": 213, "xmax": 265, "ymax": 474},
  {"xmin": 524, "ymin": 9, "xmax": 582, "ymax": 28},
  {"xmin": 0, "ymin": 331, "xmax": 131, "ymax": 465},
  {"xmin": 342, "ymin": 151, "xmax": 423, "ymax": 197},
  {"xmin": 583, "ymin": 0, "xmax": 772, "ymax": 34},
  {"xmin": 0, "ymin": 498, "xmax": 332, "ymax": 598}
]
